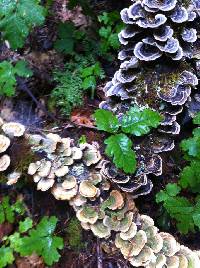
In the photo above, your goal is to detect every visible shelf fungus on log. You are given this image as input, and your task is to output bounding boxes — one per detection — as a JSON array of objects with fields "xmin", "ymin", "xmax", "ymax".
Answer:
[
  {"xmin": 27, "ymin": 132, "xmax": 102, "ymax": 196},
  {"xmin": 0, "ymin": 119, "xmax": 25, "ymax": 182},
  {"xmin": 120, "ymin": 0, "xmax": 197, "ymax": 61},
  {"xmin": 115, "ymin": 214, "xmax": 200, "ymax": 267},
  {"xmin": 100, "ymin": 0, "xmax": 198, "ymax": 199}
]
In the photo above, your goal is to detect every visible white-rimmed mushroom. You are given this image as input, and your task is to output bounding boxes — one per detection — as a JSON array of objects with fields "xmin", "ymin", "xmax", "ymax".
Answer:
[
  {"xmin": 0, "ymin": 154, "xmax": 10, "ymax": 171},
  {"xmin": 2, "ymin": 122, "xmax": 25, "ymax": 137}
]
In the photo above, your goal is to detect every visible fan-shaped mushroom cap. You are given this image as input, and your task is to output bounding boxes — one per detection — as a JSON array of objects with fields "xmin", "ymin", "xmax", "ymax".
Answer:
[
  {"xmin": 160, "ymin": 233, "xmax": 180, "ymax": 257},
  {"xmin": 147, "ymin": 254, "xmax": 166, "ymax": 268},
  {"xmin": 91, "ymin": 221, "xmax": 111, "ymax": 238},
  {"xmin": 143, "ymin": 0, "xmax": 177, "ymax": 12},
  {"xmin": 0, "ymin": 154, "xmax": 10, "ymax": 171},
  {"xmin": 0, "ymin": 117, "xmax": 4, "ymax": 126},
  {"xmin": 120, "ymin": 222, "xmax": 137, "ymax": 240},
  {"xmin": 62, "ymin": 175, "xmax": 77, "ymax": 190},
  {"xmin": 129, "ymin": 230, "xmax": 147, "ymax": 256},
  {"xmin": 137, "ymin": 14, "xmax": 167, "ymax": 28},
  {"xmin": 177, "ymin": 254, "xmax": 188, "ymax": 268},
  {"xmin": 81, "ymin": 222, "xmax": 91, "ymax": 231},
  {"xmin": 79, "ymin": 180, "xmax": 98, "ymax": 198},
  {"xmin": 71, "ymin": 147, "xmax": 83, "ymax": 160},
  {"xmin": 2, "ymin": 122, "xmax": 25, "ymax": 137},
  {"xmin": 69, "ymin": 194, "xmax": 86, "ymax": 207},
  {"xmin": 51, "ymin": 184, "xmax": 78, "ymax": 200},
  {"xmin": 170, "ymin": 6, "xmax": 188, "ymax": 23},
  {"xmin": 147, "ymin": 233, "xmax": 163, "ymax": 253},
  {"xmin": 37, "ymin": 161, "xmax": 52, "ymax": 177},
  {"xmin": 129, "ymin": 246, "xmax": 155, "ymax": 267},
  {"xmin": 182, "ymin": 28, "xmax": 197, "ymax": 43},
  {"xmin": 0, "ymin": 135, "xmax": 10, "ymax": 153},
  {"xmin": 119, "ymin": 212, "xmax": 134, "ymax": 232},
  {"xmin": 76, "ymin": 207, "xmax": 98, "ymax": 224},
  {"xmin": 153, "ymin": 26, "xmax": 174, "ymax": 42},
  {"xmin": 28, "ymin": 162, "xmax": 40, "ymax": 175},
  {"xmin": 134, "ymin": 42, "xmax": 162, "ymax": 61},
  {"xmin": 7, "ymin": 171, "xmax": 21, "ymax": 185},
  {"xmin": 83, "ymin": 144, "xmax": 101, "ymax": 166},
  {"xmin": 140, "ymin": 215, "xmax": 154, "ymax": 229},
  {"xmin": 179, "ymin": 246, "xmax": 200, "ymax": 267},
  {"xmin": 166, "ymin": 255, "xmax": 179, "ymax": 268},
  {"xmin": 55, "ymin": 166, "xmax": 69, "ymax": 177},
  {"xmin": 107, "ymin": 190, "xmax": 124, "ymax": 210},
  {"xmin": 46, "ymin": 133, "xmax": 61, "ymax": 143},
  {"xmin": 37, "ymin": 178, "xmax": 55, "ymax": 191}
]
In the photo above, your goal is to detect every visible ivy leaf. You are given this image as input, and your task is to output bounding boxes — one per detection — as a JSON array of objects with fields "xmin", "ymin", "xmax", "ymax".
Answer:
[
  {"xmin": 105, "ymin": 134, "xmax": 137, "ymax": 173},
  {"xmin": 94, "ymin": 109, "xmax": 120, "ymax": 133},
  {"xmin": 14, "ymin": 216, "xmax": 64, "ymax": 266},
  {"xmin": 0, "ymin": 246, "xmax": 14, "ymax": 268},
  {"xmin": 179, "ymin": 161, "xmax": 200, "ymax": 193},
  {"xmin": 121, "ymin": 106, "xmax": 162, "ymax": 136},
  {"xmin": 0, "ymin": 0, "xmax": 46, "ymax": 49},
  {"xmin": 19, "ymin": 217, "xmax": 33, "ymax": 233}
]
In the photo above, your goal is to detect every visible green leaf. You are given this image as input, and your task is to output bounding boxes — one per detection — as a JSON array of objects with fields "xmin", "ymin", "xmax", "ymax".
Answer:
[
  {"xmin": 0, "ymin": 246, "xmax": 14, "ymax": 268},
  {"xmin": 193, "ymin": 112, "xmax": 200, "ymax": 125},
  {"xmin": 14, "ymin": 60, "xmax": 33, "ymax": 77},
  {"xmin": 14, "ymin": 216, "xmax": 64, "ymax": 266},
  {"xmin": 105, "ymin": 134, "xmax": 137, "ymax": 173},
  {"xmin": 165, "ymin": 183, "xmax": 181, "ymax": 196},
  {"xmin": 121, "ymin": 106, "xmax": 162, "ymax": 136},
  {"xmin": 155, "ymin": 184, "xmax": 200, "ymax": 234},
  {"xmin": 179, "ymin": 161, "xmax": 200, "ymax": 193},
  {"xmin": 180, "ymin": 136, "xmax": 200, "ymax": 160},
  {"xmin": 1, "ymin": 196, "xmax": 14, "ymax": 223},
  {"xmin": 0, "ymin": 0, "xmax": 46, "ymax": 49},
  {"xmin": 19, "ymin": 218, "xmax": 33, "ymax": 233},
  {"xmin": 54, "ymin": 22, "xmax": 79, "ymax": 54},
  {"xmin": 94, "ymin": 109, "xmax": 120, "ymax": 133},
  {"xmin": 81, "ymin": 66, "xmax": 94, "ymax": 78},
  {"xmin": 99, "ymin": 26, "xmax": 112, "ymax": 39},
  {"xmin": 0, "ymin": 60, "xmax": 33, "ymax": 97},
  {"xmin": 108, "ymin": 33, "xmax": 120, "ymax": 49},
  {"xmin": 0, "ymin": 61, "xmax": 16, "ymax": 96},
  {"xmin": 82, "ymin": 76, "xmax": 96, "ymax": 90}
]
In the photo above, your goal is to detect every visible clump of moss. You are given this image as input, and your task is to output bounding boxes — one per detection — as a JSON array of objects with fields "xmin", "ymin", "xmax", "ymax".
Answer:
[{"xmin": 66, "ymin": 217, "xmax": 85, "ymax": 251}]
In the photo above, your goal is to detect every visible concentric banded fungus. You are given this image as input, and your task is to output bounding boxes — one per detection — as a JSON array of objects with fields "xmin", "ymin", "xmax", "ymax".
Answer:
[
  {"xmin": 27, "ymin": 133, "xmax": 103, "ymax": 198},
  {"xmin": 0, "ymin": 135, "xmax": 10, "ymax": 153},
  {"xmin": 99, "ymin": 0, "xmax": 198, "ymax": 199},
  {"xmin": 120, "ymin": 0, "xmax": 198, "ymax": 61},
  {"xmin": 2, "ymin": 122, "xmax": 25, "ymax": 137},
  {"xmin": 115, "ymin": 215, "xmax": 200, "ymax": 267},
  {"xmin": 0, "ymin": 155, "xmax": 10, "ymax": 171}
]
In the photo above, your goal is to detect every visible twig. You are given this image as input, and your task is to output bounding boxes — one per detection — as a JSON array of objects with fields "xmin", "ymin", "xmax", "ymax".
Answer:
[
  {"xmin": 97, "ymin": 238, "xmax": 103, "ymax": 268},
  {"xmin": 17, "ymin": 77, "xmax": 57, "ymax": 122}
]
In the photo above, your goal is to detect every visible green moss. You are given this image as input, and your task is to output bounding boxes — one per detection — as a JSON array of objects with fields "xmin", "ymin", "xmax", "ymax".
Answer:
[
  {"xmin": 17, "ymin": 150, "xmax": 37, "ymax": 174},
  {"xmin": 66, "ymin": 217, "xmax": 85, "ymax": 251}
]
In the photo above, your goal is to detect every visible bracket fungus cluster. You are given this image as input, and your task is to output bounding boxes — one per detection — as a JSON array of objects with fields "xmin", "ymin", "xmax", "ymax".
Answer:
[
  {"xmin": 27, "ymin": 132, "xmax": 102, "ymax": 196},
  {"xmin": 0, "ymin": 118, "xmax": 25, "ymax": 184},
  {"xmin": 119, "ymin": 0, "xmax": 197, "ymax": 61},
  {"xmin": 100, "ymin": 0, "xmax": 198, "ymax": 198},
  {"xmin": 0, "ymin": 120, "xmax": 199, "ymax": 266},
  {"xmin": 115, "ymin": 215, "xmax": 200, "ymax": 267}
]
